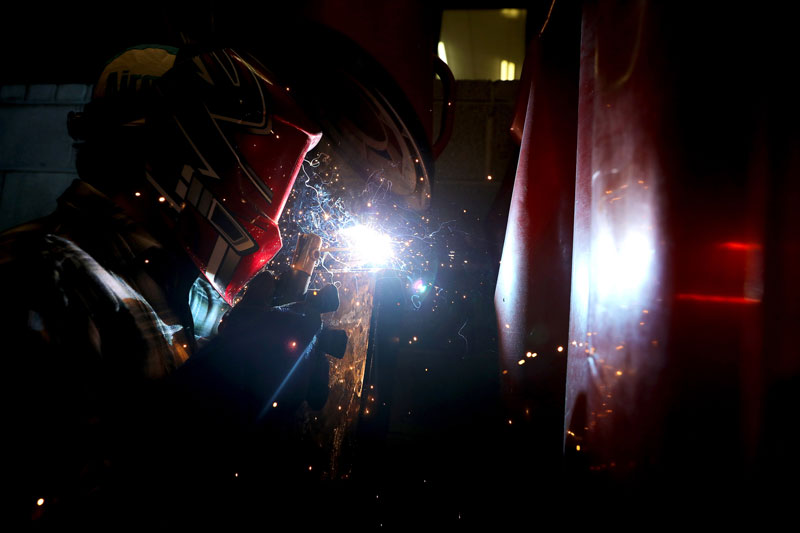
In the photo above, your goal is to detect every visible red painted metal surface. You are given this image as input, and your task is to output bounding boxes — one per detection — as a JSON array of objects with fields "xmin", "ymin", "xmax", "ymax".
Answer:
[
  {"xmin": 493, "ymin": 1, "xmax": 580, "ymax": 479},
  {"xmin": 563, "ymin": 1, "xmax": 800, "ymax": 509},
  {"xmin": 564, "ymin": 1, "xmax": 671, "ymax": 490}
]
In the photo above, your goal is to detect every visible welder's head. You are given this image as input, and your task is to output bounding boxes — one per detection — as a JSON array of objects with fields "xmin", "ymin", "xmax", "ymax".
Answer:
[{"xmin": 69, "ymin": 45, "xmax": 322, "ymax": 304}]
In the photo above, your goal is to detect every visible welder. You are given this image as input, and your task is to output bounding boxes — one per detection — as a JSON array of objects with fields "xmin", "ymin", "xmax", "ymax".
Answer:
[{"xmin": 3, "ymin": 44, "xmax": 339, "ymax": 527}]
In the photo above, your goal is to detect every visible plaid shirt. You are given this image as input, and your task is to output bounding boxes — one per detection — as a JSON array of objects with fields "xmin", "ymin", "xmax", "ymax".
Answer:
[{"xmin": 2, "ymin": 179, "xmax": 227, "ymax": 522}]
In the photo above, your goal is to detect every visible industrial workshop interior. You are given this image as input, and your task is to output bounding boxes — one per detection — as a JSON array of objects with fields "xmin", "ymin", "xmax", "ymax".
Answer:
[{"xmin": 3, "ymin": 0, "xmax": 798, "ymax": 528}]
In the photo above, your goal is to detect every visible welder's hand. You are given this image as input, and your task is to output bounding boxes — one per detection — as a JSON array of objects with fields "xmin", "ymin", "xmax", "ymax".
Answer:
[
  {"xmin": 171, "ymin": 271, "xmax": 344, "ymax": 429},
  {"xmin": 219, "ymin": 270, "xmax": 340, "ymax": 332},
  {"xmin": 217, "ymin": 270, "xmax": 279, "ymax": 333}
]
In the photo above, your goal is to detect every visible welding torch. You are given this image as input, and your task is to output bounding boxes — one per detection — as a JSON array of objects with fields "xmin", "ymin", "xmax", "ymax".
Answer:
[{"xmin": 271, "ymin": 233, "xmax": 348, "ymax": 363}]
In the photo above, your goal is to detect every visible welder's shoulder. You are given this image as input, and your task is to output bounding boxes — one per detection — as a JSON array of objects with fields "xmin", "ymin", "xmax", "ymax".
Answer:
[
  {"xmin": 0, "ymin": 218, "xmax": 91, "ymax": 367},
  {"xmin": 0, "ymin": 219, "xmax": 135, "ymax": 375},
  {"xmin": 0, "ymin": 215, "xmax": 57, "ymax": 267},
  {"xmin": 0, "ymin": 215, "xmax": 97, "ymax": 317}
]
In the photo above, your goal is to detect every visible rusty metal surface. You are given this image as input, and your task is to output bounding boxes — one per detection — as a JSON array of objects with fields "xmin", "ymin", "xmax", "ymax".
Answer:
[{"xmin": 302, "ymin": 271, "xmax": 375, "ymax": 479}]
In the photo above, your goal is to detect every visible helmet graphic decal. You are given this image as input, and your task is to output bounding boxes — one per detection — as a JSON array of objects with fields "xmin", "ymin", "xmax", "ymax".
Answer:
[
  {"xmin": 145, "ymin": 47, "xmax": 321, "ymax": 304},
  {"xmin": 70, "ymin": 45, "xmax": 320, "ymax": 304},
  {"xmin": 171, "ymin": 51, "xmax": 275, "ymax": 207}
]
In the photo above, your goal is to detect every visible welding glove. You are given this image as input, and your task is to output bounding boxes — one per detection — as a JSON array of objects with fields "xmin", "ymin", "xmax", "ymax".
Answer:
[
  {"xmin": 221, "ymin": 269, "xmax": 345, "ymax": 410},
  {"xmin": 169, "ymin": 271, "xmax": 344, "ymax": 436}
]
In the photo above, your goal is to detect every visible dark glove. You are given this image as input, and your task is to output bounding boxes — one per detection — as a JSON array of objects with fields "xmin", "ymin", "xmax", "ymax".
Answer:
[{"xmin": 171, "ymin": 271, "xmax": 345, "ymax": 430}]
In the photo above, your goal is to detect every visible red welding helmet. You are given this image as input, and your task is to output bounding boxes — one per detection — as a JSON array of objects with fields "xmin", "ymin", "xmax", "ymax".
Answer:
[
  {"xmin": 150, "ymin": 48, "xmax": 321, "ymax": 304},
  {"xmin": 73, "ymin": 45, "xmax": 321, "ymax": 304}
]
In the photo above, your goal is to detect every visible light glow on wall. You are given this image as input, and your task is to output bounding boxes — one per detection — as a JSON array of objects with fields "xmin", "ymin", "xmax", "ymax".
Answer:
[
  {"xmin": 594, "ymin": 227, "xmax": 656, "ymax": 304},
  {"xmin": 438, "ymin": 41, "xmax": 448, "ymax": 64},
  {"xmin": 500, "ymin": 59, "xmax": 516, "ymax": 81}
]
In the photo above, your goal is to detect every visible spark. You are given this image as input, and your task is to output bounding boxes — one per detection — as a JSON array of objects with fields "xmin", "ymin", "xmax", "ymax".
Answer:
[
  {"xmin": 265, "ymin": 148, "xmax": 487, "ymax": 357},
  {"xmin": 457, "ymin": 320, "xmax": 469, "ymax": 352}
]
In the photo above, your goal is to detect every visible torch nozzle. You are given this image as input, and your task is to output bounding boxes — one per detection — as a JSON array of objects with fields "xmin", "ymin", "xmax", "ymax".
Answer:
[{"xmin": 272, "ymin": 233, "xmax": 323, "ymax": 306}]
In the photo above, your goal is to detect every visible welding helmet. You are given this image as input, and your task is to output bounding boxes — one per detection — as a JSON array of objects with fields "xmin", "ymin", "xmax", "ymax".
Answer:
[{"xmin": 70, "ymin": 45, "xmax": 322, "ymax": 304}]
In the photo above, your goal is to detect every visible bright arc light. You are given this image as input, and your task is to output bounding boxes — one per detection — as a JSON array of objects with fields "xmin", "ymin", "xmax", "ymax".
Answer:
[{"xmin": 340, "ymin": 224, "xmax": 395, "ymax": 268}]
